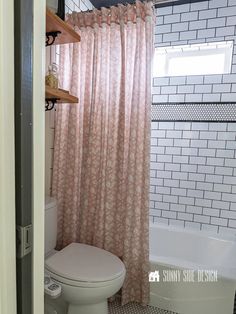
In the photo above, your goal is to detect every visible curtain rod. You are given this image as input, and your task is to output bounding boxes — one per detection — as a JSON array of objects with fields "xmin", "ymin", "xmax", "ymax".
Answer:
[
  {"xmin": 81, "ymin": 0, "xmax": 209, "ymax": 13},
  {"xmin": 83, "ymin": 1, "xmax": 152, "ymax": 13}
]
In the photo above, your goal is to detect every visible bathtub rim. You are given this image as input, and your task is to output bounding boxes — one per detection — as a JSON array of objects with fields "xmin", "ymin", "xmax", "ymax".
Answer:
[{"xmin": 149, "ymin": 222, "xmax": 236, "ymax": 243}]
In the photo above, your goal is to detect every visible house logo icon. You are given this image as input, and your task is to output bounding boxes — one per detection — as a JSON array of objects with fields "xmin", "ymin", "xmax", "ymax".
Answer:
[{"xmin": 149, "ymin": 270, "xmax": 160, "ymax": 282}]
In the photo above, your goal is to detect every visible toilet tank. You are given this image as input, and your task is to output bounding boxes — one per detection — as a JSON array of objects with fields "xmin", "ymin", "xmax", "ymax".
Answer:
[{"xmin": 45, "ymin": 196, "xmax": 57, "ymax": 256}]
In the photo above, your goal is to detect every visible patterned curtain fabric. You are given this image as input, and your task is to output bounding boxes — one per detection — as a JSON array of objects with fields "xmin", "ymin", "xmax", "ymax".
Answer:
[{"xmin": 52, "ymin": 0, "xmax": 154, "ymax": 305}]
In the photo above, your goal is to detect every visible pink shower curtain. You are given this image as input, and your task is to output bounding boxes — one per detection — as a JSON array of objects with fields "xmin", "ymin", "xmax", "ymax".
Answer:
[{"xmin": 52, "ymin": 1, "xmax": 154, "ymax": 305}]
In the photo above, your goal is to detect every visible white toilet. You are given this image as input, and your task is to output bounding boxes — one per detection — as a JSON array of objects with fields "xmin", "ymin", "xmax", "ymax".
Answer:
[{"xmin": 45, "ymin": 197, "xmax": 126, "ymax": 314}]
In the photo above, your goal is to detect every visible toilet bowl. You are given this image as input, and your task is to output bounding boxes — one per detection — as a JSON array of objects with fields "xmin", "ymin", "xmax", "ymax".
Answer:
[
  {"xmin": 45, "ymin": 242, "xmax": 126, "ymax": 314},
  {"xmin": 44, "ymin": 197, "xmax": 126, "ymax": 314}
]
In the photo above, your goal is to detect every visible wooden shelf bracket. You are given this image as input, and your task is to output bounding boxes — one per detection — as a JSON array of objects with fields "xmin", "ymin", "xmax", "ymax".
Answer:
[
  {"xmin": 46, "ymin": 31, "xmax": 62, "ymax": 47},
  {"xmin": 45, "ymin": 98, "xmax": 60, "ymax": 111}
]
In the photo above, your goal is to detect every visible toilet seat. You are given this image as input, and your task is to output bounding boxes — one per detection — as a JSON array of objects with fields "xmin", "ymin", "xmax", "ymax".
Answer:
[
  {"xmin": 45, "ymin": 243, "xmax": 125, "ymax": 287},
  {"xmin": 45, "ymin": 268, "xmax": 125, "ymax": 288}
]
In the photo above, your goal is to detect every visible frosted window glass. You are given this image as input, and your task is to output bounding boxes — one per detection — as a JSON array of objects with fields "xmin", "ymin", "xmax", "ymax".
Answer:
[{"xmin": 153, "ymin": 41, "xmax": 233, "ymax": 77}]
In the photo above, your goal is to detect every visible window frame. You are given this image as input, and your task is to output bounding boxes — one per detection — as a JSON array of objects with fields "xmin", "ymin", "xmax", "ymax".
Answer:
[{"xmin": 153, "ymin": 41, "xmax": 234, "ymax": 77}]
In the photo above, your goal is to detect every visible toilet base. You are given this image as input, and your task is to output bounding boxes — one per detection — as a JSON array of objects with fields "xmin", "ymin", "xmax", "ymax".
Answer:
[{"xmin": 68, "ymin": 301, "xmax": 108, "ymax": 314}]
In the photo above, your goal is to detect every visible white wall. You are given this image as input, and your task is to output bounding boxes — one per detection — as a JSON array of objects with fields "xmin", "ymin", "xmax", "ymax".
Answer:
[
  {"xmin": 45, "ymin": 46, "xmax": 58, "ymax": 196},
  {"xmin": 33, "ymin": 0, "xmax": 45, "ymax": 313}
]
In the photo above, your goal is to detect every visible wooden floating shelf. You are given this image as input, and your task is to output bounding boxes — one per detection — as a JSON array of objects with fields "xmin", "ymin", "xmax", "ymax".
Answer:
[
  {"xmin": 46, "ymin": 7, "xmax": 80, "ymax": 46},
  {"xmin": 46, "ymin": 86, "xmax": 78, "ymax": 103}
]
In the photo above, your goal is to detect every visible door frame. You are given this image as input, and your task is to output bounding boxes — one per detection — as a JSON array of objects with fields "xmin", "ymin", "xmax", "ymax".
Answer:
[
  {"xmin": 0, "ymin": 0, "xmax": 17, "ymax": 313},
  {"xmin": 0, "ymin": 0, "xmax": 45, "ymax": 313}
]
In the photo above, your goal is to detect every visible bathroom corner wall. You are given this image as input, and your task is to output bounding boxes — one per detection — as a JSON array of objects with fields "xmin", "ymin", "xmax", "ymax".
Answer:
[
  {"xmin": 45, "ymin": 0, "xmax": 93, "ymax": 196},
  {"xmin": 150, "ymin": 0, "xmax": 236, "ymax": 235}
]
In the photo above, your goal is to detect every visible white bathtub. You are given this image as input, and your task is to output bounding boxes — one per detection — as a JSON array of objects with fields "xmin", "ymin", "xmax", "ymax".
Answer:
[{"xmin": 149, "ymin": 223, "xmax": 236, "ymax": 314}]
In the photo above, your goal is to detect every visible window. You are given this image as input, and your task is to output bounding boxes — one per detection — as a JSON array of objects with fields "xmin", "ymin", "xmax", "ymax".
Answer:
[{"xmin": 153, "ymin": 41, "xmax": 234, "ymax": 77}]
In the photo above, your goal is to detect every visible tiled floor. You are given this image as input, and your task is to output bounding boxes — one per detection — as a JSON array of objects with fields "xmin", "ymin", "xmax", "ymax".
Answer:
[{"xmin": 109, "ymin": 299, "xmax": 178, "ymax": 314}]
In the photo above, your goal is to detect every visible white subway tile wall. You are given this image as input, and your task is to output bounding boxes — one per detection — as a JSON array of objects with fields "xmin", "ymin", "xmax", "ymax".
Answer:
[
  {"xmin": 65, "ymin": 0, "xmax": 93, "ymax": 13},
  {"xmin": 151, "ymin": 0, "xmax": 236, "ymax": 235},
  {"xmin": 153, "ymin": 0, "xmax": 236, "ymax": 103},
  {"xmin": 150, "ymin": 122, "xmax": 236, "ymax": 235},
  {"xmin": 45, "ymin": 0, "xmax": 93, "ymax": 196}
]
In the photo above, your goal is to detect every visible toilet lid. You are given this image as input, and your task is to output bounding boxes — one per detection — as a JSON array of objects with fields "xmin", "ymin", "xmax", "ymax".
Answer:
[{"xmin": 45, "ymin": 243, "xmax": 125, "ymax": 282}]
